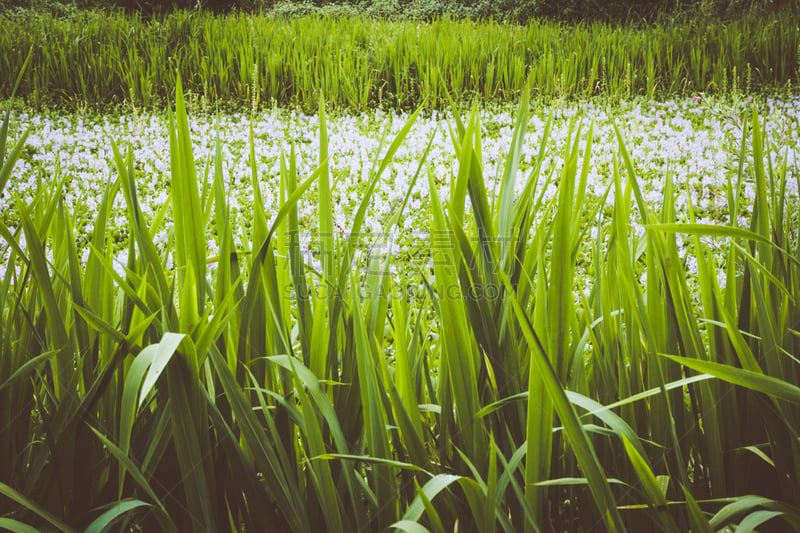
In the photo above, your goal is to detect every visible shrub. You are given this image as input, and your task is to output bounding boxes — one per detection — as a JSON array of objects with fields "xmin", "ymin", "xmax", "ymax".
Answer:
[{"xmin": 268, "ymin": 0, "xmax": 317, "ymax": 17}]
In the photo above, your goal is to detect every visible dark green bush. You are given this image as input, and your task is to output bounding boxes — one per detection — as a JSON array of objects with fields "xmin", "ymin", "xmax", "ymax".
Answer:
[
  {"xmin": 268, "ymin": 0, "xmax": 317, "ymax": 16},
  {"xmin": 509, "ymin": 0, "xmax": 798, "ymax": 23},
  {"xmin": 2, "ymin": 0, "xmax": 796, "ymax": 20}
]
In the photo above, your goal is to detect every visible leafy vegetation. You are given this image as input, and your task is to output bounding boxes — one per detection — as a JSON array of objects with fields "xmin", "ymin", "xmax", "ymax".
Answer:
[
  {"xmin": 1, "ymin": 59, "xmax": 800, "ymax": 530},
  {"xmin": 0, "ymin": 7, "xmax": 798, "ymax": 111},
  {"xmin": 1, "ymin": 2, "xmax": 800, "ymax": 529},
  {"xmin": 2, "ymin": 0, "xmax": 797, "ymax": 22}
]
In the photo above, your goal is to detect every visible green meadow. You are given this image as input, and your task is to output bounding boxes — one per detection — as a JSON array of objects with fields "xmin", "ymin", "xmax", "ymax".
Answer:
[{"xmin": 1, "ymin": 4, "xmax": 800, "ymax": 532}]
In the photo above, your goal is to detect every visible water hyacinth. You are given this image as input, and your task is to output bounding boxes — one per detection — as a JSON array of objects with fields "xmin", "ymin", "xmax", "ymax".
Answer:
[
  {"xmin": 1, "ymin": 83, "xmax": 800, "ymax": 532},
  {"xmin": 3, "ymin": 95, "xmax": 799, "ymax": 279}
]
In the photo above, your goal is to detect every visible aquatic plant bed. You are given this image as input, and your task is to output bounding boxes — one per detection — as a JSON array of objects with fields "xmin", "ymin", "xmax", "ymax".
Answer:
[
  {"xmin": 1, "ymin": 89, "xmax": 799, "ymax": 531},
  {"xmin": 3, "ymin": 94, "xmax": 798, "ymax": 280}
]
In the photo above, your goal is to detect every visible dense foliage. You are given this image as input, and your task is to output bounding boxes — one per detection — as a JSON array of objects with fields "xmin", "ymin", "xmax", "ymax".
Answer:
[
  {"xmin": 1, "ymin": 0, "xmax": 800, "ymax": 530},
  {"xmin": 1, "ymin": 71, "xmax": 800, "ymax": 529},
  {"xmin": 0, "ymin": 7, "xmax": 798, "ymax": 112},
  {"xmin": 1, "ymin": 0, "xmax": 797, "ymax": 21}
]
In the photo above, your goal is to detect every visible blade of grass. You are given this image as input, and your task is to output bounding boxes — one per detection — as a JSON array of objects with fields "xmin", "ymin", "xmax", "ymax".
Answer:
[
  {"xmin": 501, "ymin": 269, "xmax": 626, "ymax": 532},
  {"xmin": 84, "ymin": 500, "xmax": 151, "ymax": 533},
  {"xmin": 662, "ymin": 354, "xmax": 800, "ymax": 404}
]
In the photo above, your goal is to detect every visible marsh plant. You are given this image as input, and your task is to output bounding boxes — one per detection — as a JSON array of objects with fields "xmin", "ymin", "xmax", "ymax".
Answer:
[
  {"xmin": 1, "ymin": 74, "xmax": 800, "ymax": 532},
  {"xmin": 0, "ymin": 9, "xmax": 799, "ymax": 111}
]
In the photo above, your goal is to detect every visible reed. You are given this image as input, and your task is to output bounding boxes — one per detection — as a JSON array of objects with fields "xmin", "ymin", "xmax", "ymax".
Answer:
[
  {"xmin": 0, "ymin": 8, "xmax": 798, "ymax": 111},
  {"xmin": 1, "ymin": 71, "xmax": 799, "ymax": 530}
]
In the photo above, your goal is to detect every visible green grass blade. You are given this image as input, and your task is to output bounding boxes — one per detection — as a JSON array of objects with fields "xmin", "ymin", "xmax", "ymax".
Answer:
[
  {"xmin": 392, "ymin": 519, "xmax": 434, "ymax": 533},
  {"xmin": 427, "ymin": 164, "xmax": 481, "ymax": 461},
  {"xmin": 84, "ymin": 500, "xmax": 151, "ymax": 533},
  {"xmin": 164, "ymin": 349, "xmax": 217, "ymax": 531},
  {"xmin": 0, "ymin": 481, "xmax": 75, "ymax": 533},
  {"xmin": 621, "ymin": 435, "xmax": 679, "ymax": 531},
  {"xmin": 87, "ymin": 427, "xmax": 176, "ymax": 531},
  {"xmin": 138, "ymin": 333, "xmax": 185, "ymax": 408},
  {"xmin": 318, "ymin": 94, "xmax": 335, "ymax": 308},
  {"xmin": 207, "ymin": 348, "xmax": 310, "ymax": 532},
  {"xmin": 0, "ymin": 518, "xmax": 39, "ymax": 533},
  {"xmin": 169, "ymin": 73, "xmax": 206, "ymax": 331},
  {"xmin": 326, "ymin": 106, "xmax": 423, "ymax": 378},
  {"xmin": 267, "ymin": 354, "xmax": 366, "ymax": 528},
  {"xmin": 736, "ymin": 510, "xmax": 785, "ymax": 532},
  {"xmin": 680, "ymin": 483, "xmax": 714, "ymax": 533},
  {"xmin": 501, "ymin": 270, "xmax": 626, "ymax": 532},
  {"xmin": 283, "ymin": 144, "xmax": 313, "ymax": 367},
  {"xmin": 497, "ymin": 85, "xmax": 530, "ymax": 259},
  {"xmin": 400, "ymin": 474, "xmax": 462, "ymax": 523},
  {"xmin": 0, "ymin": 350, "xmax": 57, "ymax": 391},
  {"xmin": 663, "ymin": 355, "xmax": 800, "ymax": 404},
  {"xmin": 646, "ymin": 223, "xmax": 771, "ymax": 245},
  {"xmin": 710, "ymin": 495, "xmax": 800, "ymax": 530},
  {"xmin": 568, "ymin": 391, "xmax": 648, "ymax": 460},
  {"xmin": 351, "ymin": 272, "xmax": 397, "ymax": 529},
  {"xmin": 291, "ymin": 363, "xmax": 346, "ymax": 531},
  {"xmin": 237, "ymin": 168, "xmax": 320, "ymax": 367},
  {"xmin": 0, "ymin": 128, "xmax": 30, "ymax": 196},
  {"xmin": 17, "ymin": 201, "xmax": 73, "ymax": 399}
]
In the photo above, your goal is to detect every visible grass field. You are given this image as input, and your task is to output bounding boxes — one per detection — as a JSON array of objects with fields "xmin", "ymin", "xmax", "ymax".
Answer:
[{"xmin": 2, "ymin": 8, "xmax": 800, "ymax": 533}]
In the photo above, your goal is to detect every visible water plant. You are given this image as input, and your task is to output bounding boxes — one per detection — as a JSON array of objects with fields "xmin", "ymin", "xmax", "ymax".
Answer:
[
  {"xmin": 0, "ymin": 9, "xmax": 798, "ymax": 111},
  {"xmin": 1, "ymin": 76, "xmax": 800, "ymax": 531}
]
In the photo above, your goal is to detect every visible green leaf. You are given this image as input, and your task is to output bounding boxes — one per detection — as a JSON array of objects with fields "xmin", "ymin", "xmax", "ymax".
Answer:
[
  {"xmin": 85, "ymin": 500, "xmax": 150, "ymax": 533},
  {"xmin": 391, "ymin": 520, "xmax": 432, "ymax": 533},
  {"xmin": 646, "ymin": 223, "xmax": 771, "ymax": 245},
  {"xmin": 501, "ymin": 269, "xmax": 625, "ymax": 533},
  {"xmin": 663, "ymin": 354, "xmax": 800, "ymax": 404},
  {"xmin": 680, "ymin": 483, "xmax": 713, "ymax": 533},
  {"xmin": 87, "ymin": 428, "xmax": 172, "ymax": 521},
  {"xmin": 138, "ymin": 332, "xmax": 185, "ymax": 408},
  {"xmin": 533, "ymin": 477, "xmax": 627, "ymax": 487},
  {"xmin": 0, "ymin": 127, "xmax": 30, "ymax": 196},
  {"xmin": 168, "ymin": 72, "xmax": 206, "ymax": 331},
  {"xmin": 351, "ymin": 272, "xmax": 397, "ymax": 530},
  {"xmin": 621, "ymin": 435, "xmax": 679, "ymax": 532},
  {"xmin": 0, "ymin": 518, "xmax": 39, "ymax": 533},
  {"xmin": 497, "ymin": 84, "xmax": 530, "ymax": 258},
  {"xmin": 401, "ymin": 474, "xmax": 462, "ymax": 523},
  {"xmin": 207, "ymin": 348, "xmax": 310, "ymax": 532},
  {"xmin": 17, "ymin": 201, "xmax": 73, "ymax": 398},
  {"xmin": 0, "ymin": 481, "xmax": 75, "ymax": 533},
  {"xmin": 736, "ymin": 510, "xmax": 784, "ymax": 532},
  {"xmin": 0, "ymin": 350, "xmax": 57, "ymax": 391}
]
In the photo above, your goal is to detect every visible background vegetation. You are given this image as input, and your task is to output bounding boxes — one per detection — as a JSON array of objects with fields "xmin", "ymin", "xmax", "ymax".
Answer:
[
  {"xmin": 1, "ymin": 0, "xmax": 797, "ymax": 22},
  {"xmin": 0, "ymin": 5, "xmax": 798, "ymax": 112}
]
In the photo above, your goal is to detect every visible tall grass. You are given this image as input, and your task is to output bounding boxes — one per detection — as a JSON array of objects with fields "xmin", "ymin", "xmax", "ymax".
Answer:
[
  {"xmin": 1, "ymin": 78, "xmax": 800, "ymax": 531},
  {"xmin": 0, "ymin": 8, "xmax": 799, "ymax": 110}
]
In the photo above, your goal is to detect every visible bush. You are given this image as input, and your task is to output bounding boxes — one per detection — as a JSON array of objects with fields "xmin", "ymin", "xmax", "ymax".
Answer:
[
  {"xmin": 0, "ymin": 0, "xmax": 82, "ymax": 15},
  {"xmin": 513, "ymin": 0, "xmax": 798, "ymax": 23},
  {"xmin": 268, "ymin": 0, "xmax": 465, "ymax": 21},
  {"xmin": 1, "ymin": 0, "xmax": 796, "ymax": 22},
  {"xmin": 268, "ymin": 0, "xmax": 316, "ymax": 16},
  {"xmin": 401, "ymin": 0, "xmax": 469, "ymax": 21}
]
